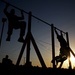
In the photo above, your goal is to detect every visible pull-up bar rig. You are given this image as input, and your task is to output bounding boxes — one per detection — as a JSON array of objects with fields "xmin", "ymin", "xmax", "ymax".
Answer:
[
  {"xmin": 1, "ymin": 0, "xmax": 75, "ymax": 69},
  {"xmin": 0, "ymin": 0, "xmax": 66, "ymax": 33}
]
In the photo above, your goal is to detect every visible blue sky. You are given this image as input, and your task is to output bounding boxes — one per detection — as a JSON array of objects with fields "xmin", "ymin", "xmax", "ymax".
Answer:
[{"xmin": 0, "ymin": 0, "xmax": 75, "ymax": 68}]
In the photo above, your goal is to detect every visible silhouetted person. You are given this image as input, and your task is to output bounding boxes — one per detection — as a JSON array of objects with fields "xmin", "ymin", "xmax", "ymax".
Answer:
[
  {"xmin": 2, "ymin": 55, "xmax": 12, "ymax": 66},
  {"xmin": 51, "ymin": 28, "xmax": 70, "ymax": 68},
  {"xmin": 4, "ymin": 4, "xmax": 26, "ymax": 42}
]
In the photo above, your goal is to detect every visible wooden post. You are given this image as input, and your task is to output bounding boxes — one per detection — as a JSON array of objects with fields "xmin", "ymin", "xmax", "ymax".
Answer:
[
  {"xmin": 66, "ymin": 32, "xmax": 70, "ymax": 47},
  {"xmin": 51, "ymin": 24, "xmax": 56, "ymax": 68},
  {"xmin": 66, "ymin": 32, "xmax": 72, "ymax": 69},
  {"xmin": 26, "ymin": 12, "xmax": 32, "ymax": 65},
  {"xmin": 31, "ymin": 33, "xmax": 46, "ymax": 68},
  {"xmin": 0, "ymin": 18, "xmax": 7, "ymax": 47},
  {"xmin": 16, "ymin": 12, "xmax": 47, "ymax": 67},
  {"xmin": 16, "ymin": 12, "xmax": 32, "ymax": 65}
]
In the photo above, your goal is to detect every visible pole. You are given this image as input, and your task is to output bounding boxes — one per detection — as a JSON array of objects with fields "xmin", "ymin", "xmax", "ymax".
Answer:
[
  {"xmin": 51, "ymin": 24, "xmax": 56, "ymax": 68},
  {"xmin": 66, "ymin": 32, "xmax": 72, "ymax": 69},
  {"xmin": 26, "ymin": 12, "xmax": 32, "ymax": 65},
  {"xmin": 31, "ymin": 33, "xmax": 46, "ymax": 68},
  {"xmin": 16, "ymin": 12, "xmax": 31, "ymax": 65},
  {"xmin": 66, "ymin": 33, "xmax": 75, "ymax": 57},
  {"xmin": 0, "ymin": 18, "xmax": 6, "ymax": 47},
  {"xmin": 66, "ymin": 32, "xmax": 70, "ymax": 47}
]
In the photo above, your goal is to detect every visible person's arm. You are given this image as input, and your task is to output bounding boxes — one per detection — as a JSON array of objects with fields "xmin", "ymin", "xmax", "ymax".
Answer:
[
  {"xmin": 4, "ymin": 4, "xmax": 9, "ymax": 15},
  {"xmin": 55, "ymin": 28, "xmax": 59, "ymax": 37},
  {"xmin": 21, "ymin": 10, "xmax": 24, "ymax": 19},
  {"xmin": 17, "ymin": 10, "xmax": 24, "ymax": 20},
  {"xmin": 54, "ymin": 28, "xmax": 61, "ymax": 43}
]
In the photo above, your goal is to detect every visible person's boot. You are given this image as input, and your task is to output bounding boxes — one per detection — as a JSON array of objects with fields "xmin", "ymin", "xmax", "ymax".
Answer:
[
  {"xmin": 56, "ymin": 59, "xmax": 58, "ymax": 66},
  {"xmin": 51, "ymin": 59, "xmax": 53, "ymax": 63},
  {"xmin": 6, "ymin": 35, "xmax": 11, "ymax": 41},
  {"xmin": 18, "ymin": 37, "xmax": 25, "ymax": 43}
]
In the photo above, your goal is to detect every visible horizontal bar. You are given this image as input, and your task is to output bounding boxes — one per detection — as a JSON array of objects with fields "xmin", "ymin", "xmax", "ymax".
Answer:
[
  {"xmin": 0, "ymin": 0, "xmax": 28, "ymax": 14},
  {"xmin": 32, "ymin": 15, "xmax": 66, "ymax": 34},
  {"xmin": 0, "ymin": 0, "xmax": 66, "ymax": 34}
]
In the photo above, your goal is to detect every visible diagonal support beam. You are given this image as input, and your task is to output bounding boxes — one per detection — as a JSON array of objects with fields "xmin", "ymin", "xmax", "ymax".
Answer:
[
  {"xmin": 16, "ymin": 33, "xmax": 28, "ymax": 65},
  {"xmin": 30, "ymin": 33, "xmax": 46, "ymax": 68}
]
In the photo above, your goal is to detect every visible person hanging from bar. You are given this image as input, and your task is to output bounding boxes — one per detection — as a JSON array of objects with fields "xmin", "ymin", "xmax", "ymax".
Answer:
[
  {"xmin": 51, "ymin": 28, "xmax": 70, "ymax": 68},
  {"xmin": 3, "ymin": 3, "xmax": 26, "ymax": 42}
]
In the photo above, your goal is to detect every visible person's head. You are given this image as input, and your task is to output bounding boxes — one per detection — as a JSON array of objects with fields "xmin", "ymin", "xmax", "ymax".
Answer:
[
  {"xmin": 5, "ymin": 55, "xmax": 8, "ymax": 59},
  {"xmin": 10, "ymin": 9, "xmax": 15, "ymax": 15}
]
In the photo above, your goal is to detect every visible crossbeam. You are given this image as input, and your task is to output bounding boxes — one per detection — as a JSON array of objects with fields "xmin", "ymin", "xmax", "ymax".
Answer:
[
  {"xmin": 0, "ymin": 0, "xmax": 66, "ymax": 34},
  {"xmin": 1, "ymin": 0, "xmax": 74, "ymax": 69}
]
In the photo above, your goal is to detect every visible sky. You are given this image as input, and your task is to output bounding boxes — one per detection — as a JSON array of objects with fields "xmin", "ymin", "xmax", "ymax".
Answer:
[{"xmin": 0, "ymin": 0, "xmax": 75, "ymax": 69}]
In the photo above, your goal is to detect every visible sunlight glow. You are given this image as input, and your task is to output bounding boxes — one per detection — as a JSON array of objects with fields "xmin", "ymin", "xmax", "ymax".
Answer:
[{"xmin": 70, "ymin": 53, "xmax": 75, "ymax": 68}]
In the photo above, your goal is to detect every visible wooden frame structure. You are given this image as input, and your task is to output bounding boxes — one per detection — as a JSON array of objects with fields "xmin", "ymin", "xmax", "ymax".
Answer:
[
  {"xmin": 16, "ymin": 12, "xmax": 46, "ymax": 68},
  {"xmin": 1, "ymin": 0, "xmax": 75, "ymax": 69}
]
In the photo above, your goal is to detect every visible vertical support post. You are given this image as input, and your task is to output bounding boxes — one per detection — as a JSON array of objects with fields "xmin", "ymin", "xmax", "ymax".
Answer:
[
  {"xmin": 16, "ymin": 12, "xmax": 32, "ymax": 66},
  {"xmin": 0, "ymin": 18, "xmax": 7, "ymax": 47},
  {"xmin": 66, "ymin": 32, "xmax": 69, "ymax": 47},
  {"xmin": 51, "ymin": 24, "xmax": 56, "ymax": 68},
  {"xmin": 26, "ymin": 12, "xmax": 32, "ymax": 65},
  {"xmin": 66, "ymin": 32, "xmax": 72, "ymax": 69}
]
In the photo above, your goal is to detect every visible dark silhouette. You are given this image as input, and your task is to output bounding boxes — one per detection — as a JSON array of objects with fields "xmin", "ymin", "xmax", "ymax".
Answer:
[
  {"xmin": 2, "ymin": 55, "xmax": 12, "ymax": 66},
  {"xmin": 4, "ymin": 4, "xmax": 26, "ymax": 42},
  {"xmin": 0, "ymin": 18, "xmax": 7, "ymax": 47},
  {"xmin": 51, "ymin": 28, "xmax": 70, "ymax": 68}
]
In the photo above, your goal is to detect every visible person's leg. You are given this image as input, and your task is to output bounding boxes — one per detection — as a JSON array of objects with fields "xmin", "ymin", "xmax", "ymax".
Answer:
[
  {"xmin": 55, "ymin": 56, "xmax": 61, "ymax": 66},
  {"xmin": 51, "ymin": 56, "xmax": 60, "ymax": 66},
  {"xmin": 18, "ymin": 21, "xmax": 26, "ymax": 42},
  {"xmin": 58, "ymin": 61, "xmax": 63, "ymax": 68},
  {"xmin": 6, "ymin": 25, "xmax": 13, "ymax": 41},
  {"xmin": 57, "ymin": 55, "xmax": 67, "ymax": 68}
]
